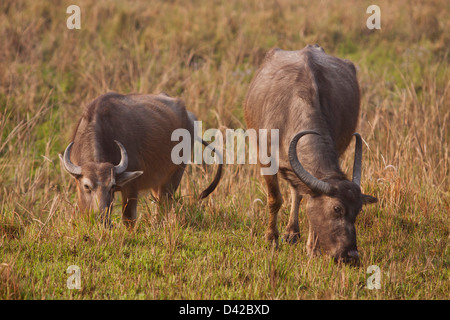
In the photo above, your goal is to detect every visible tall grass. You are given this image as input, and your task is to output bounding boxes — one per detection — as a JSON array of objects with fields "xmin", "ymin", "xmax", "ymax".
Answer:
[{"xmin": 0, "ymin": 0, "xmax": 448, "ymax": 299}]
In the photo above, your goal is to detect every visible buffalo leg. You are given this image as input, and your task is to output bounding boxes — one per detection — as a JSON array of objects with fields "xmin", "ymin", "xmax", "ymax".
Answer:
[
  {"xmin": 263, "ymin": 173, "xmax": 283, "ymax": 245},
  {"xmin": 121, "ymin": 187, "xmax": 138, "ymax": 228},
  {"xmin": 157, "ymin": 165, "xmax": 185, "ymax": 206},
  {"xmin": 283, "ymin": 187, "xmax": 303, "ymax": 243}
]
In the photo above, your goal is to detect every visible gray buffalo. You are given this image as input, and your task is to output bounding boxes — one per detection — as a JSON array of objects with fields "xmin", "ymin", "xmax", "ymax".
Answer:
[
  {"xmin": 244, "ymin": 45, "xmax": 377, "ymax": 263},
  {"xmin": 60, "ymin": 92, "xmax": 222, "ymax": 227}
]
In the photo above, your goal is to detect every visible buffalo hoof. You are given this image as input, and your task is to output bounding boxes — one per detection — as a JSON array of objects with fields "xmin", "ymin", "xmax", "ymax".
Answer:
[
  {"xmin": 265, "ymin": 231, "xmax": 279, "ymax": 250},
  {"xmin": 282, "ymin": 232, "xmax": 300, "ymax": 244}
]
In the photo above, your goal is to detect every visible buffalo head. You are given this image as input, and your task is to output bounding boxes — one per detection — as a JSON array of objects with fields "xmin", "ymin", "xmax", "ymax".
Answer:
[
  {"xmin": 289, "ymin": 131, "xmax": 377, "ymax": 263},
  {"xmin": 59, "ymin": 140, "xmax": 143, "ymax": 225}
]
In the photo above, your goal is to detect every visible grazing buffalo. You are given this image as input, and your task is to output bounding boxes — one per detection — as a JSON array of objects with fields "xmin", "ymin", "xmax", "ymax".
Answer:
[
  {"xmin": 244, "ymin": 44, "xmax": 377, "ymax": 263},
  {"xmin": 60, "ymin": 92, "xmax": 222, "ymax": 227}
]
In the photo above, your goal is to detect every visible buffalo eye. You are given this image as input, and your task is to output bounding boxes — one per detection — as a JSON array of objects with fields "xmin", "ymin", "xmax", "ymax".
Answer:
[
  {"xmin": 83, "ymin": 184, "xmax": 91, "ymax": 193},
  {"xmin": 333, "ymin": 206, "xmax": 342, "ymax": 214}
]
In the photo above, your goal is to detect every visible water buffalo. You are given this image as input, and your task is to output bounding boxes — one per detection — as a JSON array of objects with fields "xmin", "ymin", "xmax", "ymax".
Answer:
[
  {"xmin": 60, "ymin": 92, "xmax": 222, "ymax": 228},
  {"xmin": 244, "ymin": 44, "xmax": 377, "ymax": 263}
]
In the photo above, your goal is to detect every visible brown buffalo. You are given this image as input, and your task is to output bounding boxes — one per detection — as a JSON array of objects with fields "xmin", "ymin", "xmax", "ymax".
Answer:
[
  {"xmin": 244, "ymin": 44, "xmax": 377, "ymax": 263},
  {"xmin": 60, "ymin": 92, "xmax": 222, "ymax": 227}
]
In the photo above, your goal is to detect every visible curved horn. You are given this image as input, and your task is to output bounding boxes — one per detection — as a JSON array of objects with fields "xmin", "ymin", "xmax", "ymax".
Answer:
[
  {"xmin": 288, "ymin": 131, "xmax": 333, "ymax": 195},
  {"xmin": 60, "ymin": 142, "xmax": 82, "ymax": 176},
  {"xmin": 352, "ymin": 133, "xmax": 362, "ymax": 187},
  {"xmin": 114, "ymin": 140, "xmax": 128, "ymax": 175}
]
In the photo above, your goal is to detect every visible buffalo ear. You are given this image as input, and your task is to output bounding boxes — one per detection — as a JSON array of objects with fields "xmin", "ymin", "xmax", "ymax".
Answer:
[
  {"xmin": 362, "ymin": 194, "xmax": 378, "ymax": 205},
  {"xmin": 116, "ymin": 171, "xmax": 143, "ymax": 187}
]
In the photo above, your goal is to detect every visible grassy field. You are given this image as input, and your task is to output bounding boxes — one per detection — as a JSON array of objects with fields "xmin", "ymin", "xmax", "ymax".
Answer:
[{"xmin": 0, "ymin": 0, "xmax": 448, "ymax": 300}]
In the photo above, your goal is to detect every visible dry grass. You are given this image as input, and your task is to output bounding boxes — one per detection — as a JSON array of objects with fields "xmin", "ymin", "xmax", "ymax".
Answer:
[{"xmin": 0, "ymin": 0, "xmax": 448, "ymax": 299}]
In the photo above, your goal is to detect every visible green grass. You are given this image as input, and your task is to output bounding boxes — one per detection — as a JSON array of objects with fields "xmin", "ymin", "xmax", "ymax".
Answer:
[{"xmin": 0, "ymin": 0, "xmax": 449, "ymax": 299}]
